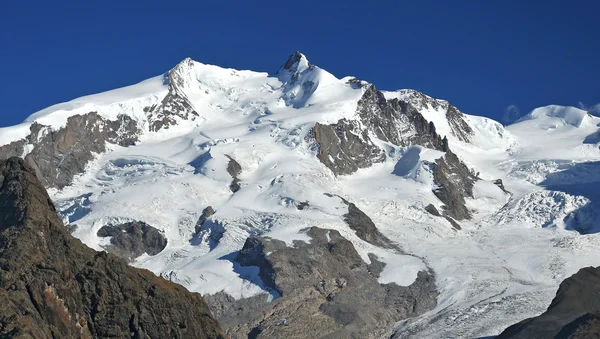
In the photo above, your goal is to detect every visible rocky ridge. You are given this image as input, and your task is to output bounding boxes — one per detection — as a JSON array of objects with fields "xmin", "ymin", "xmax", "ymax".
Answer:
[{"xmin": 0, "ymin": 157, "xmax": 224, "ymax": 338}]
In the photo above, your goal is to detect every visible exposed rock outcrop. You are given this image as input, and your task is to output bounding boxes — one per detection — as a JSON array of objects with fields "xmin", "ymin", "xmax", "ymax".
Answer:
[
  {"xmin": 310, "ymin": 84, "xmax": 477, "ymax": 220},
  {"xmin": 432, "ymin": 150, "xmax": 477, "ymax": 220},
  {"xmin": 0, "ymin": 157, "xmax": 224, "ymax": 338},
  {"xmin": 494, "ymin": 178, "xmax": 510, "ymax": 194},
  {"xmin": 194, "ymin": 206, "xmax": 216, "ymax": 235},
  {"xmin": 425, "ymin": 204, "xmax": 441, "ymax": 216},
  {"xmin": 96, "ymin": 221, "xmax": 168, "ymax": 261},
  {"xmin": 0, "ymin": 113, "xmax": 140, "ymax": 189},
  {"xmin": 324, "ymin": 193, "xmax": 392, "ymax": 248},
  {"xmin": 225, "ymin": 155, "xmax": 242, "ymax": 192},
  {"xmin": 313, "ymin": 120, "xmax": 385, "ymax": 175},
  {"xmin": 497, "ymin": 266, "xmax": 600, "ymax": 339},
  {"xmin": 389, "ymin": 89, "xmax": 475, "ymax": 143},
  {"xmin": 208, "ymin": 227, "xmax": 437, "ymax": 339},
  {"xmin": 146, "ymin": 58, "xmax": 199, "ymax": 132}
]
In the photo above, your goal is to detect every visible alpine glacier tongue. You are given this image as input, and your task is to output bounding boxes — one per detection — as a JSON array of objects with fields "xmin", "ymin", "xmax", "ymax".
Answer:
[{"xmin": 1, "ymin": 53, "xmax": 600, "ymax": 338}]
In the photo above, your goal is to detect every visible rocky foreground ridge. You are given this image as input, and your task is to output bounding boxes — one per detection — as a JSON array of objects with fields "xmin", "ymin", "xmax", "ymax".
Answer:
[{"xmin": 0, "ymin": 157, "xmax": 224, "ymax": 339}]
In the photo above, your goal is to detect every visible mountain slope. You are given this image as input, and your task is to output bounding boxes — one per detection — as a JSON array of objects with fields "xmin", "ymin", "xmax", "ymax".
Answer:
[
  {"xmin": 0, "ymin": 157, "xmax": 224, "ymax": 338},
  {"xmin": 1, "ymin": 52, "xmax": 600, "ymax": 338}
]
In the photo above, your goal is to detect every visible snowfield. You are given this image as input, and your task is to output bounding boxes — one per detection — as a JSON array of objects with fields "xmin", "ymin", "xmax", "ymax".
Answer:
[{"xmin": 3, "ymin": 54, "xmax": 600, "ymax": 338}]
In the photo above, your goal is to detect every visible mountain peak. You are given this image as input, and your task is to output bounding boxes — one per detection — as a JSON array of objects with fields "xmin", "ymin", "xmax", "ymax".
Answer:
[
  {"xmin": 166, "ymin": 57, "xmax": 197, "ymax": 88},
  {"xmin": 277, "ymin": 51, "xmax": 313, "ymax": 81}
]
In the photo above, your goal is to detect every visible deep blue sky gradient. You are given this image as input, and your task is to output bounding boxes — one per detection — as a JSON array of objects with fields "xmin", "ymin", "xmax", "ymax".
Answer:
[{"xmin": 1, "ymin": 0, "xmax": 598, "ymax": 127}]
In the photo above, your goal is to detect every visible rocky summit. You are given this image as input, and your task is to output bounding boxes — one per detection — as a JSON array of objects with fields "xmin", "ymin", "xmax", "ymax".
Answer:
[
  {"xmin": 0, "ymin": 157, "xmax": 224, "ymax": 339},
  {"xmin": 1, "ymin": 52, "xmax": 600, "ymax": 338}
]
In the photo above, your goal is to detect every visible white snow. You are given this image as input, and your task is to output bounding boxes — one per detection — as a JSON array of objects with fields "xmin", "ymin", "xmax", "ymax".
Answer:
[
  {"xmin": 0, "ymin": 75, "xmax": 167, "ymax": 145},
  {"xmin": 518, "ymin": 105, "xmax": 592, "ymax": 128},
  {"xmin": 5, "ymin": 55, "xmax": 600, "ymax": 337}
]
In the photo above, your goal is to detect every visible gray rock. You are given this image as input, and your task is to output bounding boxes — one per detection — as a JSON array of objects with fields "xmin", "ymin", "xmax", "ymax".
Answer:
[
  {"xmin": 432, "ymin": 150, "xmax": 477, "ymax": 220},
  {"xmin": 225, "ymin": 155, "xmax": 242, "ymax": 192},
  {"xmin": 66, "ymin": 223, "xmax": 78, "ymax": 234},
  {"xmin": 0, "ymin": 139, "xmax": 26, "ymax": 159},
  {"xmin": 204, "ymin": 292, "xmax": 273, "ymax": 338},
  {"xmin": 358, "ymin": 86, "xmax": 445, "ymax": 150},
  {"xmin": 195, "ymin": 206, "xmax": 216, "ymax": 234},
  {"xmin": 146, "ymin": 58, "xmax": 200, "ymax": 131},
  {"xmin": 213, "ymin": 227, "xmax": 437, "ymax": 339},
  {"xmin": 494, "ymin": 178, "xmax": 510, "ymax": 194},
  {"xmin": 497, "ymin": 266, "xmax": 600, "ymax": 339},
  {"xmin": 96, "ymin": 221, "xmax": 167, "ymax": 261},
  {"xmin": 390, "ymin": 89, "xmax": 474, "ymax": 143},
  {"xmin": 313, "ymin": 119, "xmax": 385, "ymax": 175},
  {"xmin": 425, "ymin": 204, "xmax": 441, "ymax": 217},
  {"xmin": 444, "ymin": 216, "xmax": 462, "ymax": 230},
  {"xmin": 328, "ymin": 194, "xmax": 392, "ymax": 248},
  {"xmin": 296, "ymin": 201, "xmax": 309, "ymax": 210},
  {"xmin": 0, "ymin": 113, "xmax": 140, "ymax": 189},
  {"xmin": 366, "ymin": 253, "xmax": 386, "ymax": 278},
  {"xmin": 310, "ymin": 83, "xmax": 476, "ymax": 220},
  {"xmin": 276, "ymin": 51, "xmax": 315, "ymax": 84}
]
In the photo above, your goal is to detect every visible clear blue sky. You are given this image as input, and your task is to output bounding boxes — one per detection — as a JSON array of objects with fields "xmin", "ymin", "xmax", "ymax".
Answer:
[{"xmin": 1, "ymin": 0, "xmax": 598, "ymax": 127}]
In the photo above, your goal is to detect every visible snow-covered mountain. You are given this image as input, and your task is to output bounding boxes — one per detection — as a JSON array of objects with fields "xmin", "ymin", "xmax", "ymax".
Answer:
[{"xmin": 1, "ymin": 52, "xmax": 600, "ymax": 338}]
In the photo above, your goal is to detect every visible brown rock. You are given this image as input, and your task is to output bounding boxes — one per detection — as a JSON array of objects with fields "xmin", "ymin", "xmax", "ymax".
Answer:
[{"xmin": 0, "ymin": 157, "xmax": 224, "ymax": 339}]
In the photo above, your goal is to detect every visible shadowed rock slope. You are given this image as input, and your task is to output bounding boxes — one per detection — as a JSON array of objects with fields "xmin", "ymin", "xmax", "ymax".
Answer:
[
  {"xmin": 0, "ymin": 157, "xmax": 224, "ymax": 339},
  {"xmin": 497, "ymin": 266, "xmax": 600, "ymax": 339}
]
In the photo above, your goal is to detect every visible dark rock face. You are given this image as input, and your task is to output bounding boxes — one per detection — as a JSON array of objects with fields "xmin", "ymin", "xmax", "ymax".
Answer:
[
  {"xmin": 217, "ymin": 227, "xmax": 436, "ymax": 339},
  {"xmin": 358, "ymin": 86, "xmax": 446, "ymax": 150},
  {"xmin": 326, "ymin": 194, "xmax": 392, "ymax": 248},
  {"xmin": 425, "ymin": 204, "xmax": 461, "ymax": 229},
  {"xmin": 225, "ymin": 155, "xmax": 242, "ymax": 192},
  {"xmin": 296, "ymin": 201, "xmax": 309, "ymax": 210},
  {"xmin": 146, "ymin": 90, "xmax": 198, "ymax": 132},
  {"xmin": 97, "ymin": 221, "xmax": 168, "ymax": 261},
  {"xmin": 194, "ymin": 206, "xmax": 216, "ymax": 234},
  {"xmin": 310, "ymin": 84, "xmax": 477, "ymax": 220},
  {"xmin": 146, "ymin": 58, "xmax": 200, "ymax": 132},
  {"xmin": 494, "ymin": 178, "xmax": 510, "ymax": 194},
  {"xmin": 0, "ymin": 139, "xmax": 26, "ymax": 159},
  {"xmin": 343, "ymin": 202, "xmax": 385, "ymax": 245},
  {"xmin": 311, "ymin": 85, "xmax": 447, "ymax": 177},
  {"xmin": 391, "ymin": 89, "xmax": 474, "ymax": 143},
  {"xmin": 432, "ymin": 150, "xmax": 477, "ymax": 220},
  {"xmin": 425, "ymin": 204, "xmax": 441, "ymax": 217},
  {"xmin": 0, "ymin": 113, "xmax": 140, "ymax": 189},
  {"xmin": 445, "ymin": 104, "xmax": 475, "ymax": 143},
  {"xmin": 556, "ymin": 313, "xmax": 600, "ymax": 339},
  {"xmin": 497, "ymin": 266, "xmax": 600, "ymax": 339},
  {"xmin": 0, "ymin": 157, "xmax": 224, "ymax": 339},
  {"xmin": 313, "ymin": 120, "xmax": 385, "ymax": 175},
  {"xmin": 444, "ymin": 216, "xmax": 462, "ymax": 230},
  {"xmin": 276, "ymin": 51, "xmax": 315, "ymax": 84}
]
